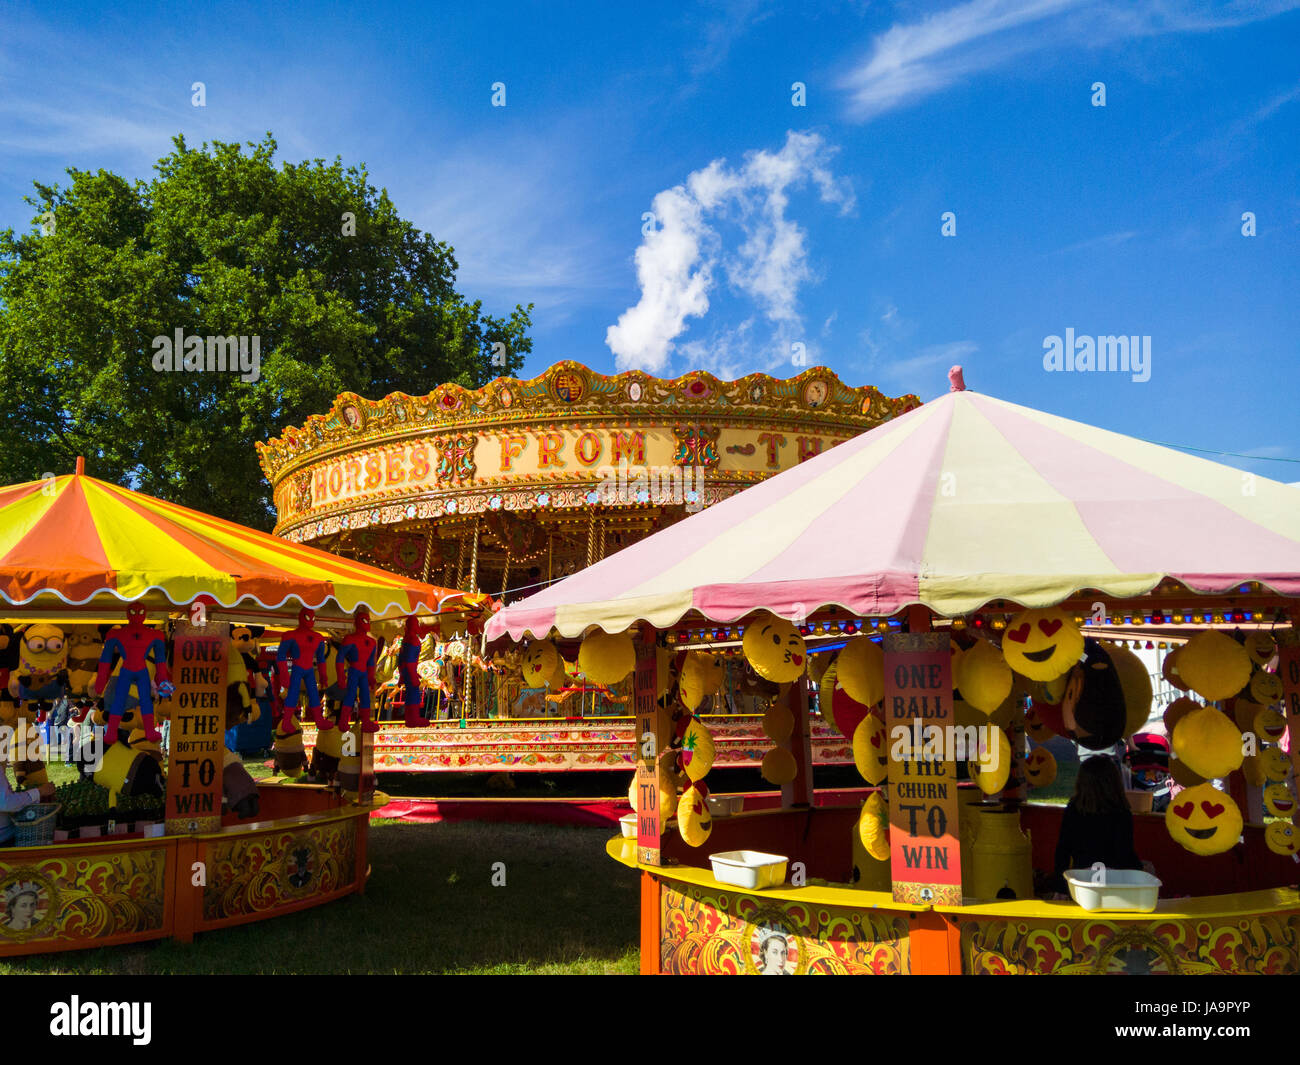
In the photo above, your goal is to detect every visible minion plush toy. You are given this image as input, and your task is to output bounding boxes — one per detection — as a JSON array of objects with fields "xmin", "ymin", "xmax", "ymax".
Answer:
[{"xmin": 7, "ymin": 623, "xmax": 73, "ymax": 788}]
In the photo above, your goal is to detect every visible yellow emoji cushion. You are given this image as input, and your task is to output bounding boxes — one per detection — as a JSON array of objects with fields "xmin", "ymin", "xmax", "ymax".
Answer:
[
  {"xmin": 521, "ymin": 640, "xmax": 559, "ymax": 688},
  {"xmin": 1177, "ymin": 630, "xmax": 1252, "ymax": 702},
  {"xmin": 761, "ymin": 745, "xmax": 797, "ymax": 785},
  {"xmin": 1263, "ymin": 782, "xmax": 1296, "ymax": 819},
  {"xmin": 970, "ymin": 726, "xmax": 1012, "ymax": 795},
  {"xmin": 1024, "ymin": 746, "xmax": 1057, "ymax": 789},
  {"xmin": 676, "ymin": 785, "xmax": 712, "ymax": 847},
  {"xmin": 1249, "ymin": 670, "xmax": 1283, "ymax": 707},
  {"xmin": 1002, "ymin": 607, "xmax": 1083, "ymax": 681},
  {"xmin": 762, "ymin": 703, "xmax": 794, "ymax": 742},
  {"xmin": 742, "ymin": 613, "xmax": 807, "ymax": 683},
  {"xmin": 1252, "ymin": 705, "xmax": 1288, "ymax": 745},
  {"xmin": 859, "ymin": 791, "xmax": 890, "ymax": 862},
  {"xmin": 1260, "ymin": 746, "xmax": 1291, "ymax": 782},
  {"xmin": 1166, "ymin": 783, "xmax": 1242, "ymax": 856},
  {"xmin": 835, "ymin": 637, "xmax": 884, "ymax": 707},
  {"xmin": 1171, "ymin": 705, "xmax": 1243, "ymax": 780},
  {"xmin": 578, "ymin": 629, "xmax": 636, "ymax": 686},
  {"xmin": 1265, "ymin": 820, "xmax": 1298, "ymax": 856},
  {"xmin": 681, "ymin": 717, "xmax": 715, "ymax": 782},
  {"xmin": 852, "ymin": 713, "xmax": 889, "ymax": 786},
  {"xmin": 1246, "ymin": 631, "xmax": 1277, "ymax": 668},
  {"xmin": 956, "ymin": 638, "xmax": 1012, "ymax": 714}
]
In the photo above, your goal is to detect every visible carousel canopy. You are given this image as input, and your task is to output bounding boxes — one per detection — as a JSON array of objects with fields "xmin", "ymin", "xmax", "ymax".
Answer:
[
  {"xmin": 0, "ymin": 464, "xmax": 471, "ymax": 622},
  {"xmin": 486, "ymin": 384, "xmax": 1300, "ymax": 640}
]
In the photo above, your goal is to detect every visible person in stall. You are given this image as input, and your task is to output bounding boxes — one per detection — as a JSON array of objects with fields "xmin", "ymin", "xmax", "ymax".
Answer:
[
  {"xmin": 1050, "ymin": 755, "xmax": 1145, "ymax": 896},
  {"xmin": 0, "ymin": 749, "xmax": 56, "ymax": 846},
  {"xmin": 1044, "ymin": 638, "xmax": 1153, "ymax": 898}
]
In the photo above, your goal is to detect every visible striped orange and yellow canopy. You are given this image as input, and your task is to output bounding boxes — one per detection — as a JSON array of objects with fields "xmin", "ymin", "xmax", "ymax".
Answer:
[{"xmin": 0, "ymin": 466, "xmax": 470, "ymax": 624}]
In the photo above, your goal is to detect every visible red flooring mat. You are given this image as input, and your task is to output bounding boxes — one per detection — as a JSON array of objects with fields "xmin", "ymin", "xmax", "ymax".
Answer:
[{"xmin": 372, "ymin": 788, "xmax": 872, "ymax": 826}]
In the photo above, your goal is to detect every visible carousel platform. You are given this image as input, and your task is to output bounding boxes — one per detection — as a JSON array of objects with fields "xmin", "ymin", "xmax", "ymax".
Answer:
[{"xmin": 304, "ymin": 714, "xmax": 853, "ymax": 774}]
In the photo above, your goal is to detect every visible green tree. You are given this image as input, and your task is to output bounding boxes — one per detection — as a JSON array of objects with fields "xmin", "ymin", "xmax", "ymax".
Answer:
[{"xmin": 0, "ymin": 134, "xmax": 532, "ymax": 528}]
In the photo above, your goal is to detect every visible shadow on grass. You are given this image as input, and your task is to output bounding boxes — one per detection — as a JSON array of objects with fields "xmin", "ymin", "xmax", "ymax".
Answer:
[{"xmin": 1, "ymin": 821, "xmax": 639, "ymax": 975}]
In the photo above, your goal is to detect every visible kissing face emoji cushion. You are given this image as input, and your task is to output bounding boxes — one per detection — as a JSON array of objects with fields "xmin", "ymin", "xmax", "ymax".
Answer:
[
  {"xmin": 521, "ymin": 640, "xmax": 559, "ymax": 688},
  {"xmin": 1166, "ymin": 783, "xmax": 1243, "ymax": 856},
  {"xmin": 1001, "ymin": 607, "xmax": 1083, "ymax": 681},
  {"xmin": 743, "ymin": 614, "xmax": 807, "ymax": 683}
]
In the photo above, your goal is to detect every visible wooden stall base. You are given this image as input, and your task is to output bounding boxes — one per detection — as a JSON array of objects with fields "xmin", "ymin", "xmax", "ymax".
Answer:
[
  {"xmin": 611, "ymin": 802, "xmax": 1300, "ymax": 975},
  {"xmin": 0, "ymin": 782, "xmax": 383, "ymax": 958}
]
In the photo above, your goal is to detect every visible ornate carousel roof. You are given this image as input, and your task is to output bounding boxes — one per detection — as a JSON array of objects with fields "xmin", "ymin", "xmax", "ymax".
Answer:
[{"xmin": 257, "ymin": 362, "xmax": 919, "ymax": 546}]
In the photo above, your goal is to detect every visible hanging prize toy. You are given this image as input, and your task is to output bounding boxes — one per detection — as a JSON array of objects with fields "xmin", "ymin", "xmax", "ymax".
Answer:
[
  {"xmin": 94, "ymin": 605, "xmax": 170, "ymax": 745},
  {"xmin": 275, "ymin": 607, "xmax": 331, "ymax": 731},
  {"xmin": 398, "ymin": 614, "xmax": 438, "ymax": 727},
  {"xmin": 336, "ymin": 608, "xmax": 380, "ymax": 733}
]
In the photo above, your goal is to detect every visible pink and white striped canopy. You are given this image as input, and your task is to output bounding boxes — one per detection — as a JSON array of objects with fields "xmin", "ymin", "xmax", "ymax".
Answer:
[{"xmin": 486, "ymin": 389, "xmax": 1300, "ymax": 641}]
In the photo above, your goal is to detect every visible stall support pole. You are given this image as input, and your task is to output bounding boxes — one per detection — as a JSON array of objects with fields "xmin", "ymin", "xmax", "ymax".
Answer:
[
  {"xmin": 632, "ymin": 626, "xmax": 668, "ymax": 973},
  {"xmin": 910, "ymin": 912, "xmax": 962, "ymax": 975},
  {"xmin": 639, "ymin": 872, "xmax": 660, "ymax": 976},
  {"xmin": 782, "ymin": 675, "xmax": 814, "ymax": 808}
]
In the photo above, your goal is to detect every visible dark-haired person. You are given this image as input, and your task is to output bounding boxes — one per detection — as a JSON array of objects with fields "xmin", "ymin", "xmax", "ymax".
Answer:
[
  {"xmin": 1059, "ymin": 638, "xmax": 1128, "ymax": 751},
  {"xmin": 1051, "ymin": 755, "xmax": 1144, "ymax": 896},
  {"xmin": 0, "ymin": 753, "xmax": 55, "ymax": 847}
]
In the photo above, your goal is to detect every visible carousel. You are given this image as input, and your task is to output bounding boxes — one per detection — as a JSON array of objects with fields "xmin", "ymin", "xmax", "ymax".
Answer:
[
  {"xmin": 486, "ymin": 370, "xmax": 1300, "ymax": 975},
  {"xmin": 258, "ymin": 361, "xmax": 919, "ymax": 774},
  {"xmin": 0, "ymin": 460, "xmax": 469, "ymax": 957}
]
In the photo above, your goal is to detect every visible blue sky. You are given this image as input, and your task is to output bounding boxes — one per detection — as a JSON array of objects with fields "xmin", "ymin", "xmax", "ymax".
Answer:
[{"xmin": 2, "ymin": 0, "xmax": 1298, "ymax": 478}]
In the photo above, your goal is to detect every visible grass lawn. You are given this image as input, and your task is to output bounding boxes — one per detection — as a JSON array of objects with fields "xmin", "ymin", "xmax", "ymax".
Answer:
[{"xmin": 1, "ymin": 818, "xmax": 640, "ymax": 975}]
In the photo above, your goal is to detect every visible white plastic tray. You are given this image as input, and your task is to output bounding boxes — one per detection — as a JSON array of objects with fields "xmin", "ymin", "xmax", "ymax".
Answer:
[
  {"xmin": 1064, "ymin": 867, "xmax": 1162, "ymax": 912},
  {"xmin": 709, "ymin": 850, "xmax": 788, "ymax": 890}
]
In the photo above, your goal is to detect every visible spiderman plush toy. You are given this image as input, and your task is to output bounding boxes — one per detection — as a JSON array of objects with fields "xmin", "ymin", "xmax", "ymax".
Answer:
[
  {"xmin": 276, "ymin": 607, "xmax": 330, "ymax": 731},
  {"xmin": 93, "ymin": 604, "xmax": 171, "ymax": 745},
  {"xmin": 397, "ymin": 614, "xmax": 438, "ymax": 728},
  {"xmin": 336, "ymin": 608, "xmax": 380, "ymax": 733}
]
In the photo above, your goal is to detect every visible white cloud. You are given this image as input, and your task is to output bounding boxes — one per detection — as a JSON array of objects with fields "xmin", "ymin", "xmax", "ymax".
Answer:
[
  {"xmin": 839, "ymin": 0, "xmax": 1300, "ymax": 121},
  {"xmin": 867, "ymin": 340, "xmax": 979, "ymax": 387},
  {"xmin": 605, "ymin": 130, "xmax": 852, "ymax": 373}
]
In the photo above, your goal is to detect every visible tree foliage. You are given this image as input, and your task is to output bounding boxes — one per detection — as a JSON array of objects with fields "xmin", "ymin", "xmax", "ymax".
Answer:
[{"xmin": 0, "ymin": 134, "xmax": 532, "ymax": 528}]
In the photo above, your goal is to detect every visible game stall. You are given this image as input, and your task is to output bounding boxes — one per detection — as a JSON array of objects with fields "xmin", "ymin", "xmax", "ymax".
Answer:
[
  {"xmin": 0, "ymin": 460, "xmax": 467, "ymax": 957},
  {"xmin": 486, "ymin": 372, "xmax": 1300, "ymax": 975},
  {"xmin": 261, "ymin": 362, "xmax": 918, "ymax": 773}
]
